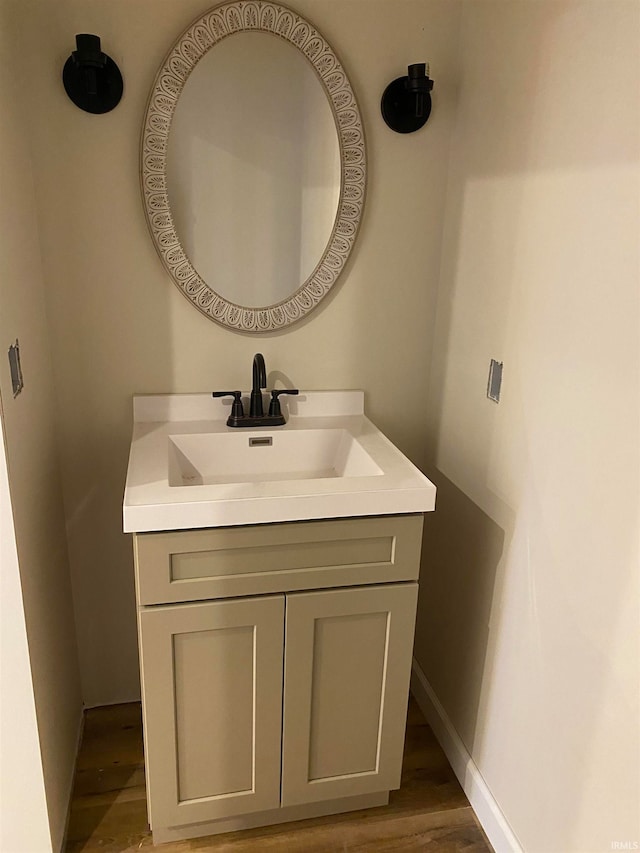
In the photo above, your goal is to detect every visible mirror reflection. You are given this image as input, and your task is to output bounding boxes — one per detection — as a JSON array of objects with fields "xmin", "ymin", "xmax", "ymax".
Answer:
[{"xmin": 166, "ymin": 32, "xmax": 340, "ymax": 308}]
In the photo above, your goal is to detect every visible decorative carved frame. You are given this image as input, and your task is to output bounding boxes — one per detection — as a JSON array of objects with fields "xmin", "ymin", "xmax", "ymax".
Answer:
[{"xmin": 141, "ymin": 1, "xmax": 366, "ymax": 332}]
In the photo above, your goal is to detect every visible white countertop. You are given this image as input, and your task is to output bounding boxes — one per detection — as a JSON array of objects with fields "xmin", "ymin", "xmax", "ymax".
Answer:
[{"xmin": 123, "ymin": 391, "xmax": 436, "ymax": 533}]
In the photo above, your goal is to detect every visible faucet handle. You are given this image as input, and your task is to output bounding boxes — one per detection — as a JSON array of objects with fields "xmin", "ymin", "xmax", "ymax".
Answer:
[
  {"xmin": 212, "ymin": 390, "xmax": 244, "ymax": 420},
  {"xmin": 268, "ymin": 389, "xmax": 299, "ymax": 417}
]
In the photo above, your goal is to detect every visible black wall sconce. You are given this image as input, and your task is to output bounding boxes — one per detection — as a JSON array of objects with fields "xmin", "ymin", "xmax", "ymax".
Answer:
[
  {"xmin": 62, "ymin": 34, "xmax": 123, "ymax": 114},
  {"xmin": 381, "ymin": 63, "xmax": 434, "ymax": 134}
]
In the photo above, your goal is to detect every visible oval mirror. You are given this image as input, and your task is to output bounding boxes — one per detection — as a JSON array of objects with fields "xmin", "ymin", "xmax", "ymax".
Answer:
[{"xmin": 141, "ymin": 1, "xmax": 366, "ymax": 332}]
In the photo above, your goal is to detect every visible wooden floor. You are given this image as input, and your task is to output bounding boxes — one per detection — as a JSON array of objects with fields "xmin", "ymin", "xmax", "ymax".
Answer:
[{"xmin": 65, "ymin": 698, "xmax": 492, "ymax": 852}]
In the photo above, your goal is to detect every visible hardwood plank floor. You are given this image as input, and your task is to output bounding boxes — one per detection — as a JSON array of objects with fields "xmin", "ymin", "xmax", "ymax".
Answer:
[{"xmin": 65, "ymin": 698, "xmax": 492, "ymax": 852}]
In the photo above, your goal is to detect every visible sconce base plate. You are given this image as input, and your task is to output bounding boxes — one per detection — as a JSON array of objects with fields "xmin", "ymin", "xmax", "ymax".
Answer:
[
  {"xmin": 63, "ymin": 55, "xmax": 123, "ymax": 114},
  {"xmin": 381, "ymin": 77, "xmax": 431, "ymax": 134}
]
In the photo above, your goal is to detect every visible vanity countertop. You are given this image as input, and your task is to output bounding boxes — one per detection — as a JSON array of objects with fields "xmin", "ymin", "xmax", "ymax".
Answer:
[{"xmin": 123, "ymin": 391, "xmax": 436, "ymax": 533}]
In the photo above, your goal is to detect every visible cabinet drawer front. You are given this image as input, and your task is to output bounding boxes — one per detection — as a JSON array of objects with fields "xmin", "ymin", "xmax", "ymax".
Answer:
[
  {"xmin": 135, "ymin": 515, "xmax": 423, "ymax": 605},
  {"xmin": 139, "ymin": 595, "xmax": 284, "ymax": 828},
  {"xmin": 281, "ymin": 582, "xmax": 418, "ymax": 807}
]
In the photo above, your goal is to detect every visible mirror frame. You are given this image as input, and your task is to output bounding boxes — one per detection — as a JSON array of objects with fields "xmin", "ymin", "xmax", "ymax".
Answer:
[{"xmin": 141, "ymin": 0, "xmax": 366, "ymax": 332}]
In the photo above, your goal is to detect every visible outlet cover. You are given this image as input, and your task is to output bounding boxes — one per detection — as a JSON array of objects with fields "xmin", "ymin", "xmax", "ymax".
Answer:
[
  {"xmin": 487, "ymin": 359, "xmax": 503, "ymax": 403},
  {"xmin": 8, "ymin": 340, "xmax": 24, "ymax": 397}
]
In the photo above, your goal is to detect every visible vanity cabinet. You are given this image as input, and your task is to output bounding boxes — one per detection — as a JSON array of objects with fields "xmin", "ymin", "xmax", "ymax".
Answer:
[
  {"xmin": 281, "ymin": 583, "xmax": 418, "ymax": 807},
  {"xmin": 133, "ymin": 513, "xmax": 423, "ymax": 844}
]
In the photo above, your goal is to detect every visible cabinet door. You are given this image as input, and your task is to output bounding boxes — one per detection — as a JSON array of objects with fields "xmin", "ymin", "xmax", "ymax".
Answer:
[
  {"xmin": 139, "ymin": 595, "xmax": 284, "ymax": 829},
  {"xmin": 281, "ymin": 582, "xmax": 418, "ymax": 807}
]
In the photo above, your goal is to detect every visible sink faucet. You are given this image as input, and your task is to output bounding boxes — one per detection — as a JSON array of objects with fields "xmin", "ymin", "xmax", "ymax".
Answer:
[
  {"xmin": 250, "ymin": 353, "xmax": 267, "ymax": 417},
  {"xmin": 212, "ymin": 352, "xmax": 298, "ymax": 427}
]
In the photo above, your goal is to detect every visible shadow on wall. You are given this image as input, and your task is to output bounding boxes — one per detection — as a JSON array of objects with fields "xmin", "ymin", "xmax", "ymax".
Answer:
[{"xmin": 415, "ymin": 470, "xmax": 509, "ymax": 749}]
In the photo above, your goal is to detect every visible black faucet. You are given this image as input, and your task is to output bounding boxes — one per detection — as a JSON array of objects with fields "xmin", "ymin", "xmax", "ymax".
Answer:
[
  {"xmin": 212, "ymin": 353, "xmax": 299, "ymax": 427},
  {"xmin": 250, "ymin": 353, "xmax": 267, "ymax": 417}
]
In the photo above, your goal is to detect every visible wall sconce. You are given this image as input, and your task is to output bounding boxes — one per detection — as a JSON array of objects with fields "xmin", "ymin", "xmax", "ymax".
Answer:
[
  {"xmin": 381, "ymin": 63, "xmax": 433, "ymax": 134},
  {"xmin": 62, "ymin": 34, "xmax": 123, "ymax": 114}
]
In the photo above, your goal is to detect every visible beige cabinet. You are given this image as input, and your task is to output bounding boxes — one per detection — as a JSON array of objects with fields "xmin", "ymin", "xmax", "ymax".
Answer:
[
  {"xmin": 134, "ymin": 514, "xmax": 423, "ymax": 843},
  {"xmin": 139, "ymin": 595, "xmax": 284, "ymax": 829},
  {"xmin": 282, "ymin": 583, "xmax": 418, "ymax": 807}
]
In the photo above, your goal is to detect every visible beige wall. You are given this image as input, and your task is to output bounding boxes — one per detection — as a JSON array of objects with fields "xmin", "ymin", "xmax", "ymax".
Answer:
[
  {"xmin": 0, "ymin": 418, "xmax": 52, "ymax": 853},
  {"xmin": 0, "ymin": 4, "xmax": 83, "ymax": 849},
  {"xmin": 13, "ymin": 0, "xmax": 462, "ymax": 705},
  {"xmin": 416, "ymin": 1, "xmax": 640, "ymax": 850}
]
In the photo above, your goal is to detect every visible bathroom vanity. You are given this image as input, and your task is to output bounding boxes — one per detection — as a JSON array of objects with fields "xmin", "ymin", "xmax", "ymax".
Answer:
[
  {"xmin": 124, "ymin": 392, "xmax": 436, "ymax": 844},
  {"xmin": 130, "ymin": 0, "xmax": 437, "ymax": 838}
]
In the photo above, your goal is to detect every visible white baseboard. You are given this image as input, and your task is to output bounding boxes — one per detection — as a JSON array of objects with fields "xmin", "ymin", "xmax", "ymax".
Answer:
[{"xmin": 411, "ymin": 659, "xmax": 523, "ymax": 853}]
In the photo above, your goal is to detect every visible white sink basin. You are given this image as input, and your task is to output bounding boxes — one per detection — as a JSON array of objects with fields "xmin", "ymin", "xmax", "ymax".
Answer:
[
  {"xmin": 168, "ymin": 429, "xmax": 382, "ymax": 486},
  {"xmin": 123, "ymin": 391, "xmax": 436, "ymax": 532}
]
